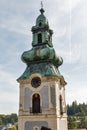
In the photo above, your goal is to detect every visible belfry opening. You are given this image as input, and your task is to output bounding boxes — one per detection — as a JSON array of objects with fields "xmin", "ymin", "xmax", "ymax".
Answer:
[
  {"xmin": 38, "ymin": 33, "xmax": 42, "ymax": 44},
  {"xmin": 32, "ymin": 94, "xmax": 40, "ymax": 113}
]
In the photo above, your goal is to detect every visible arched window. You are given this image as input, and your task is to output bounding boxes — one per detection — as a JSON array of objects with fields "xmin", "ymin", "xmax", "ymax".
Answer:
[
  {"xmin": 38, "ymin": 33, "xmax": 42, "ymax": 43},
  {"xmin": 59, "ymin": 95, "xmax": 63, "ymax": 115},
  {"xmin": 32, "ymin": 93, "xmax": 40, "ymax": 113},
  {"xmin": 39, "ymin": 22, "xmax": 42, "ymax": 27}
]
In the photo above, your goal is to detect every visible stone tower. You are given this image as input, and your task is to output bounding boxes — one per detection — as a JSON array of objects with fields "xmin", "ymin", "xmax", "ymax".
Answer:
[{"xmin": 17, "ymin": 7, "xmax": 67, "ymax": 130}]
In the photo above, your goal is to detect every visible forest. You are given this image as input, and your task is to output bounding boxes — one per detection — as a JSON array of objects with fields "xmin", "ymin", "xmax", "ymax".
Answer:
[
  {"xmin": 67, "ymin": 101, "xmax": 87, "ymax": 129},
  {"xmin": 0, "ymin": 101, "xmax": 87, "ymax": 129},
  {"xmin": 67, "ymin": 100, "xmax": 87, "ymax": 116}
]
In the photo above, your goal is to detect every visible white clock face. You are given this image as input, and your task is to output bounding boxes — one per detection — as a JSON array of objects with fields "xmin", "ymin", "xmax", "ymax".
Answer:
[{"xmin": 31, "ymin": 77, "xmax": 41, "ymax": 88}]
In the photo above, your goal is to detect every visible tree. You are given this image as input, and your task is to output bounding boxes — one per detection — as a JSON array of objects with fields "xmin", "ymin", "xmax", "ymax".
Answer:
[
  {"xmin": 0, "ymin": 114, "xmax": 18, "ymax": 125},
  {"xmin": 0, "ymin": 118, "xmax": 2, "ymax": 125}
]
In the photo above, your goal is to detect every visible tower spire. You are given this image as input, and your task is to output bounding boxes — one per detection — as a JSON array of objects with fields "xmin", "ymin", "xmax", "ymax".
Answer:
[{"xmin": 40, "ymin": 1, "xmax": 45, "ymax": 14}]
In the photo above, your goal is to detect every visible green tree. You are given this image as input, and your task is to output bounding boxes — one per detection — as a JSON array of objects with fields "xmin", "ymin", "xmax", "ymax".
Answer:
[
  {"xmin": 78, "ymin": 116, "xmax": 87, "ymax": 128},
  {"xmin": 0, "ymin": 114, "xmax": 18, "ymax": 125},
  {"xmin": 0, "ymin": 118, "xmax": 2, "ymax": 125}
]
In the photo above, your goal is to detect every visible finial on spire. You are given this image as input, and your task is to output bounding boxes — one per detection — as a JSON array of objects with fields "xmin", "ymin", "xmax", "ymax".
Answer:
[
  {"xmin": 40, "ymin": 1, "xmax": 45, "ymax": 14},
  {"xmin": 41, "ymin": 1, "xmax": 43, "ymax": 8}
]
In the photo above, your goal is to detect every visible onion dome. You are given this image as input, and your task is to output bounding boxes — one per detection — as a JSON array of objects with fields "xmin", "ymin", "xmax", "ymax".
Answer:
[
  {"xmin": 21, "ymin": 45, "xmax": 63, "ymax": 68},
  {"xmin": 18, "ymin": 7, "xmax": 63, "ymax": 80}
]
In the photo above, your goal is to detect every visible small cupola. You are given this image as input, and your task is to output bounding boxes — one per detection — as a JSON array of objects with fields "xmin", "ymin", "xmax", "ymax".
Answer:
[
  {"xmin": 36, "ymin": 8, "xmax": 49, "ymax": 27},
  {"xmin": 31, "ymin": 7, "xmax": 53, "ymax": 47}
]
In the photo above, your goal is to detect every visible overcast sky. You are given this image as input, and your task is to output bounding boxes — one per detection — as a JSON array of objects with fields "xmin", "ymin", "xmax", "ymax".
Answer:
[{"xmin": 0, "ymin": 0, "xmax": 87, "ymax": 114}]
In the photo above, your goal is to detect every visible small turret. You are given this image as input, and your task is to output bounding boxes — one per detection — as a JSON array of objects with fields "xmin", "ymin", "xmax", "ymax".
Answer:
[{"xmin": 31, "ymin": 6, "xmax": 53, "ymax": 47}]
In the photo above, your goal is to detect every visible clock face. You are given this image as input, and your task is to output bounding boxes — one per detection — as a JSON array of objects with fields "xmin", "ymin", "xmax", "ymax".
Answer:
[{"xmin": 31, "ymin": 77, "xmax": 41, "ymax": 88}]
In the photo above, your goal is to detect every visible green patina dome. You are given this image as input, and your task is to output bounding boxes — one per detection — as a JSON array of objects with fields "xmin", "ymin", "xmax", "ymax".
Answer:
[
  {"xmin": 36, "ymin": 8, "xmax": 49, "ymax": 26},
  {"xmin": 18, "ymin": 62, "xmax": 62, "ymax": 81},
  {"xmin": 31, "ymin": 13, "xmax": 49, "ymax": 33},
  {"xmin": 18, "ymin": 7, "xmax": 63, "ymax": 81},
  {"xmin": 21, "ymin": 45, "xmax": 63, "ymax": 68},
  {"xmin": 36, "ymin": 13, "xmax": 49, "ymax": 27}
]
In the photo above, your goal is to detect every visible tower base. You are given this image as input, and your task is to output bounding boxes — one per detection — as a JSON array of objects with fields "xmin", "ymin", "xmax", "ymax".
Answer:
[{"xmin": 18, "ymin": 114, "xmax": 68, "ymax": 130}]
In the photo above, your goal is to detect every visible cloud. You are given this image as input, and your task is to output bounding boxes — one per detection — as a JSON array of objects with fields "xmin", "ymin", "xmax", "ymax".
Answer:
[
  {"xmin": 55, "ymin": 43, "xmax": 81, "ymax": 64},
  {"xmin": 0, "ymin": 66, "xmax": 18, "ymax": 91},
  {"xmin": 0, "ymin": 67, "xmax": 19, "ymax": 114},
  {"xmin": 53, "ymin": 0, "xmax": 87, "ymax": 65},
  {"xmin": 66, "ymin": 81, "xmax": 87, "ymax": 104},
  {"xmin": 0, "ymin": 15, "xmax": 30, "ymax": 35}
]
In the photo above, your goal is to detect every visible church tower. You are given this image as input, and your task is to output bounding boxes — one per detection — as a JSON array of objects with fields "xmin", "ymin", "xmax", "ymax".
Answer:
[{"xmin": 17, "ymin": 6, "xmax": 67, "ymax": 130}]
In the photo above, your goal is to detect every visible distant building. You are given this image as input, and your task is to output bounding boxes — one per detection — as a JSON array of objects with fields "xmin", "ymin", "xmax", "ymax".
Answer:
[{"xmin": 17, "ymin": 5, "xmax": 67, "ymax": 130}]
